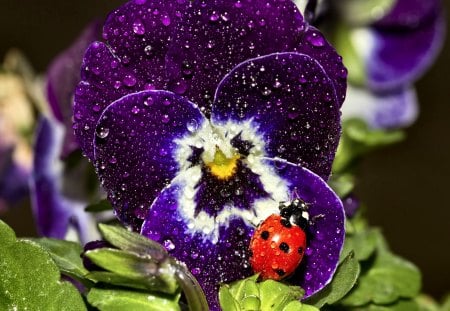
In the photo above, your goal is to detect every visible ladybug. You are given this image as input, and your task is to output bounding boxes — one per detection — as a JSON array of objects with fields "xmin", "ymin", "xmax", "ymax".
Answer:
[{"xmin": 249, "ymin": 198, "xmax": 310, "ymax": 280}]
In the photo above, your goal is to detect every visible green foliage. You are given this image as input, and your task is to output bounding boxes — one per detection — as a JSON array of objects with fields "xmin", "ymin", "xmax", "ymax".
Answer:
[
  {"xmin": 87, "ymin": 288, "xmax": 180, "ymax": 311},
  {"xmin": 333, "ymin": 119, "xmax": 405, "ymax": 174},
  {"xmin": 0, "ymin": 220, "xmax": 86, "ymax": 310},
  {"xmin": 219, "ymin": 275, "xmax": 319, "ymax": 311}
]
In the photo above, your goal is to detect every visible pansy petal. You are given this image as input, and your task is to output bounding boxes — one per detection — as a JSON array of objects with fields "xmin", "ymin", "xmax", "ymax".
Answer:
[
  {"xmin": 31, "ymin": 117, "xmax": 97, "ymax": 243},
  {"xmin": 366, "ymin": 6, "xmax": 445, "ymax": 90},
  {"xmin": 342, "ymin": 85, "xmax": 418, "ymax": 129},
  {"xmin": 46, "ymin": 22, "xmax": 101, "ymax": 156},
  {"xmin": 74, "ymin": 0, "xmax": 188, "ymax": 161},
  {"xmin": 264, "ymin": 158, "xmax": 345, "ymax": 297},
  {"xmin": 166, "ymin": 0, "xmax": 346, "ymax": 115},
  {"xmin": 374, "ymin": 0, "xmax": 440, "ymax": 30},
  {"xmin": 141, "ymin": 158, "xmax": 343, "ymax": 308},
  {"xmin": 212, "ymin": 52, "xmax": 341, "ymax": 180},
  {"xmin": 0, "ymin": 151, "xmax": 29, "ymax": 205},
  {"xmin": 93, "ymin": 90, "xmax": 207, "ymax": 230}
]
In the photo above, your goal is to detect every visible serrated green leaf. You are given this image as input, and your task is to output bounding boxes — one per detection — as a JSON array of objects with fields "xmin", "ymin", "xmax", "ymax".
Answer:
[
  {"xmin": 229, "ymin": 276, "xmax": 259, "ymax": 303},
  {"xmin": 306, "ymin": 251, "xmax": 360, "ymax": 308},
  {"xmin": 87, "ymin": 288, "xmax": 180, "ymax": 311},
  {"xmin": 98, "ymin": 223, "xmax": 167, "ymax": 257},
  {"xmin": 259, "ymin": 280, "xmax": 304, "ymax": 310},
  {"xmin": 219, "ymin": 285, "xmax": 242, "ymax": 311},
  {"xmin": 85, "ymin": 199, "xmax": 113, "ymax": 212},
  {"xmin": 0, "ymin": 220, "xmax": 86, "ymax": 310},
  {"xmin": 341, "ymin": 249, "xmax": 421, "ymax": 306},
  {"xmin": 85, "ymin": 248, "xmax": 178, "ymax": 294},
  {"xmin": 27, "ymin": 237, "xmax": 92, "ymax": 286}
]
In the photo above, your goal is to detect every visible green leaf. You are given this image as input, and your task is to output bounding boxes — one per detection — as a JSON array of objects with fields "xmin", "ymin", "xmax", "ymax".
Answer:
[
  {"xmin": 306, "ymin": 251, "xmax": 360, "ymax": 308},
  {"xmin": 333, "ymin": 119, "xmax": 405, "ymax": 174},
  {"xmin": 87, "ymin": 288, "xmax": 180, "ymax": 311},
  {"xmin": 259, "ymin": 279, "xmax": 304, "ymax": 310},
  {"xmin": 328, "ymin": 173, "xmax": 355, "ymax": 198},
  {"xmin": 85, "ymin": 199, "xmax": 113, "ymax": 212},
  {"xmin": 85, "ymin": 248, "xmax": 178, "ymax": 294},
  {"xmin": 219, "ymin": 285, "xmax": 242, "ymax": 311},
  {"xmin": 441, "ymin": 294, "xmax": 450, "ymax": 311},
  {"xmin": 0, "ymin": 220, "xmax": 86, "ymax": 310},
  {"xmin": 347, "ymin": 299, "xmax": 421, "ymax": 311},
  {"xmin": 342, "ymin": 228, "xmax": 380, "ymax": 262},
  {"xmin": 341, "ymin": 249, "xmax": 421, "ymax": 306},
  {"xmin": 414, "ymin": 295, "xmax": 440, "ymax": 311},
  {"xmin": 27, "ymin": 237, "xmax": 92, "ymax": 286}
]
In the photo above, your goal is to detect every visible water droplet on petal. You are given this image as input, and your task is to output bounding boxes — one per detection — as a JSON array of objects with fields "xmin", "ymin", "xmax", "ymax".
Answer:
[
  {"xmin": 92, "ymin": 103, "xmax": 101, "ymax": 112},
  {"xmin": 209, "ymin": 12, "xmax": 220, "ymax": 22},
  {"xmin": 132, "ymin": 19, "xmax": 145, "ymax": 35},
  {"xmin": 162, "ymin": 114, "xmax": 170, "ymax": 123},
  {"xmin": 96, "ymin": 127, "xmax": 109, "ymax": 138},
  {"xmin": 131, "ymin": 106, "xmax": 140, "ymax": 114},
  {"xmin": 306, "ymin": 31, "xmax": 325, "ymax": 47},
  {"xmin": 144, "ymin": 45, "xmax": 153, "ymax": 55},
  {"xmin": 161, "ymin": 15, "xmax": 171, "ymax": 26},
  {"xmin": 187, "ymin": 119, "xmax": 198, "ymax": 132},
  {"xmin": 163, "ymin": 239, "xmax": 176, "ymax": 251},
  {"xmin": 144, "ymin": 96, "xmax": 154, "ymax": 106}
]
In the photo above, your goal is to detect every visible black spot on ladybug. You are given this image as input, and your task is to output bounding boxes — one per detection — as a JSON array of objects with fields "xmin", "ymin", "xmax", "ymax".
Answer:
[
  {"xmin": 279, "ymin": 242, "xmax": 290, "ymax": 253},
  {"xmin": 280, "ymin": 218, "xmax": 292, "ymax": 228},
  {"xmin": 260, "ymin": 231, "xmax": 269, "ymax": 240},
  {"xmin": 298, "ymin": 246, "xmax": 304, "ymax": 254},
  {"xmin": 275, "ymin": 269, "xmax": 286, "ymax": 277}
]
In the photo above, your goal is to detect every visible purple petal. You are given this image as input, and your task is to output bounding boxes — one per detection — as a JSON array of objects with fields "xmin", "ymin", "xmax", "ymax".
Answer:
[
  {"xmin": 141, "ymin": 159, "xmax": 344, "ymax": 308},
  {"xmin": 166, "ymin": 0, "xmax": 346, "ymax": 114},
  {"xmin": 31, "ymin": 117, "xmax": 96, "ymax": 243},
  {"xmin": 74, "ymin": 0, "xmax": 347, "ymax": 162},
  {"xmin": 46, "ymin": 22, "xmax": 101, "ymax": 157},
  {"xmin": 374, "ymin": 0, "xmax": 440, "ymax": 30},
  {"xmin": 367, "ymin": 1, "xmax": 445, "ymax": 90},
  {"xmin": 73, "ymin": 0, "xmax": 188, "ymax": 161},
  {"xmin": 212, "ymin": 53, "xmax": 341, "ymax": 180},
  {"xmin": 0, "ymin": 149, "xmax": 29, "ymax": 205},
  {"xmin": 93, "ymin": 90, "xmax": 207, "ymax": 230},
  {"xmin": 342, "ymin": 85, "xmax": 418, "ymax": 129}
]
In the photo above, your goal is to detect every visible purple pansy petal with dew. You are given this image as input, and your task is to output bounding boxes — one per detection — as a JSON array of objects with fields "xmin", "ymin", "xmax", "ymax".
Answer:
[
  {"xmin": 74, "ymin": 0, "xmax": 347, "ymax": 162},
  {"xmin": 342, "ymin": 85, "xmax": 418, "ymax": 129},
  {"xmin": 31, "ymin": 117, "xmax": 98, "ymax": 243},
  {"xmin": 46, "ymin": 22, "xmax": 101, "ymax": 157},
  {"xmin": 212, "ymin": 52, "xmax": 341, "ymax": 180},
  {"xmin": 93, "ymin": 90, "xmax": 207, "ymax": 230},
  {"xmin": 141, "ymin": 159, "xmax": 344, "ymax": 309},
  {"xmin": 166, "ymin": 0, "xmax": 346, "ymax": 114},
  {"xmin": 366, "ymin": 0, "xmax": 445, "ymax": 90}
]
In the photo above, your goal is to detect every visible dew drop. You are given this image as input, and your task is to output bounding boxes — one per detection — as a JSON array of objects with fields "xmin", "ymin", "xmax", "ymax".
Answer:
[
  {"xmin": 187, "ymin": 119, "xmax": 198, "ymax": 132},
  {"xmin": 96, "ymin": 127, "xmax": 109, "ymax": 139},
  {"xmin": 261, "ymin": 87, "xmax": 271, "ymax": 96},
  {"xmin": 144, "ymin": 96, "xmax": 154, "ymax": 106},
  {"xmin": 162, "ymin": 114, "xmax": 170, "ymax": 123},
  {"xmin": 131, "ymin": 106, "xmax": 140, "ymax": 114},
  {"xmin": 209, "ymin": 12, "xmax": 220, "ymax": 22},
  {"xmin": 144, "ymin": 45, "xmax": 153, "ymax": 55},
  {"xmin": 132, "ymin": 19, "xmax": 145, "ymax": 35},
  {"xmin": 163, "ymin": 98, "xmax": 171, "ymax": 106},
  {"xmin": 109, "ymin": 156, "xmax": 117, "ymax": 164},
  {"xmin": 163, "ymin": 239, "xmax": 176, "ymax": 251},
  {"xmin": 234, "ymin": 1, "xmax": 242, "ymax": 8},
  {"xmin": 92, "ymin": 103, "xmax": 101, "ymax": 112},
  {"xmin": 161, "ymin": 15, "xmax": 171, "ymax": 26},
  {"xmin": 192, "ymin": 267, "xmax": 201, "ymax": 275},
  {"xmin": 306, "ymin": 31, "xmax": 325, "ymax": 47},
  {"xmin": 123, "ymin": 74, "xmax": 137, "ymax": 87}
]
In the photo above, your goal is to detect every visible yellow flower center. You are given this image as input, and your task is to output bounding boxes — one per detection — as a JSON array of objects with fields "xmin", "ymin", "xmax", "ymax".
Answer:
[{"xmin": 206, "ymin": 148, "xmax": 240, "ymax": 180}]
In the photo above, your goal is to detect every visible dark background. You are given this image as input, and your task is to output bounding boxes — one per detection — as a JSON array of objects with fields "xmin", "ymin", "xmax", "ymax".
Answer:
[{"xmin": 0, "ymin": 0, "xmax": 449, "ymax": 299}]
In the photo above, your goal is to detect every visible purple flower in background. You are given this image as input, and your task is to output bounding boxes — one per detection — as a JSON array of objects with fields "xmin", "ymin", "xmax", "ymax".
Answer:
[
  {"xmin": 31, "ymin": 23, "xmax": 104, "ymax": 243},
  {"xmin": 73, "ymin": 0, "xmax": 346, "ymax": 308},
  {"xmin": 309, "ymin": 0, "xmax": 445, "ymax": 129}
]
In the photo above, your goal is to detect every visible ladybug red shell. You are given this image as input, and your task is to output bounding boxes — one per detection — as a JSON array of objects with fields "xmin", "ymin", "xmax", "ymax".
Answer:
[{"xmin": 249, "ymin": 214, "xmax": 307, "ymax": 280}]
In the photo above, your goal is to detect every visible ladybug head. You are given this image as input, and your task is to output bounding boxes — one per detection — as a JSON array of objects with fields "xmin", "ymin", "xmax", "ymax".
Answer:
[{"xmin": 278, "ymin": 198, "xmax": 310, "ymax": 230}]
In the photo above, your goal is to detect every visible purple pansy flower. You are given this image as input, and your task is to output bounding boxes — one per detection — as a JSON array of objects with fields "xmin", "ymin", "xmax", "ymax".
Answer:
[
  {"xmin": 310, "ymin": 0, "xmax": 445, "ymax": 129},
  {"xmin": 73, "ymin": 0, "xmax": 346, "ymax": 308},
  {"xmin": 31, "ymin": 23, "xmax": 104, "ymax": 243}
]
